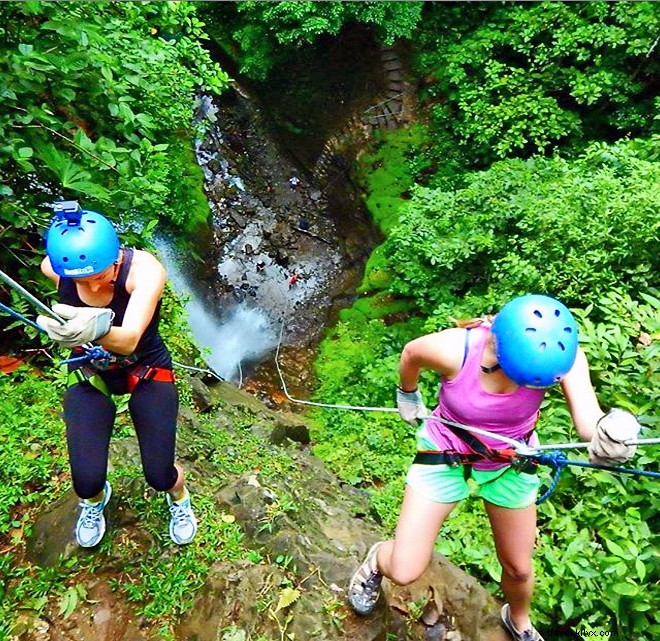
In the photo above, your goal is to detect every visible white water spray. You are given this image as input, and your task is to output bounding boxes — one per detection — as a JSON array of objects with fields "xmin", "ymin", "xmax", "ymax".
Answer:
[
  {"xmin": 186, "ymin": 301, "xmax": 278, "ymax": 381},
  {"xmin": 155, "ymin": 238, "xmax": 278, "ymax": 382}
]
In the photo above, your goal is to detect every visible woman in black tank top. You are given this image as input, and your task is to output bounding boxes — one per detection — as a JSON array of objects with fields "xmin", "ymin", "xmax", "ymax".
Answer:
[{"xmin": 38, "ymin": 201, "xmax": 197, "ymax": 548}]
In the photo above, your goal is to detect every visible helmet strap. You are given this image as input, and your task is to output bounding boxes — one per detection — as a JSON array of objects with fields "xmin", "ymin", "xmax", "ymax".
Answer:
[
  {"xmin": 481, "ymin": 363, "xmax": 501, "ymax": 374},
  {"xmin": 109, "ymin": 248, "xmax": 123, "ymax": 285}
]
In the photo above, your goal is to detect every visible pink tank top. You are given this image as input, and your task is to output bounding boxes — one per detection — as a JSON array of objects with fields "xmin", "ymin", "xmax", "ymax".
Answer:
[{"xmin": 426, "ymin": 325, "xmax": 545, "ymax": 470}]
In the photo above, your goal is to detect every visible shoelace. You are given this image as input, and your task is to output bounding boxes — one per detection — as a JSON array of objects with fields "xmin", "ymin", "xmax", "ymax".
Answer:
[
  {"xmin": 356, "ymin": 572, "xmax": 381, "ymax": 600},
  {"xmin": 508, "ymin": 621, "xmax": 540, "ymax": 641},
  {"xmin": 169, "ymin": 501, "xmax": 191, "ymax": 526},
  {"xmin": 79, "ymin": 502, "xmax": 103, "ymax": 528}
]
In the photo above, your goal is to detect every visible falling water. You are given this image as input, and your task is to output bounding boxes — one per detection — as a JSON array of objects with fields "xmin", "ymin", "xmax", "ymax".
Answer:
[{"xmin": 155, "ymin": 237, "xmax": 278, "ymax": 382}]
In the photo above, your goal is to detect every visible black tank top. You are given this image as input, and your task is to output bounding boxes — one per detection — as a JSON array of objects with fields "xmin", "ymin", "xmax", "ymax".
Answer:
[{"xmin": 58, "ymin": 248, "xmax": 172, "ymax": 368}]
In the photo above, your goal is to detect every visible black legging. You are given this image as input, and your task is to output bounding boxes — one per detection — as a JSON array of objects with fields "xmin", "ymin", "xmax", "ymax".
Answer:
[{"xmin": 63, "ymin": 372, "xmax": 179, "ymax": 499}]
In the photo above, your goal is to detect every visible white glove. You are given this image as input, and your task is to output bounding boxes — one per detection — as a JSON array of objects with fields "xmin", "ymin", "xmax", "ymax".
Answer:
[
  {"xmin": 396, "ymin": 387, "xmax": 428, "ymax": 426},
  {"xmin": 588, "ymin": 408, "xmax": 640, "ymax": 465},
  {"xmin": 37, "ymin": 303, "xmax": 114, "ymax": 348}
]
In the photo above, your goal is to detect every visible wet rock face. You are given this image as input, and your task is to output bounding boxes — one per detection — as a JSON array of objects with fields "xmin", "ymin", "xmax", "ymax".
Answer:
[
  {"xmin": 176, "ymin": 31, "xmax": 413, "ymax": 387},
  {"xmin": 194, "ymin": 88, "xmax": 378, "ymax": 348}
]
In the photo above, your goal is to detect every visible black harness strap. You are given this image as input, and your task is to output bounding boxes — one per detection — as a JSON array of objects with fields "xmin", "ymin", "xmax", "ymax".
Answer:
[
  {"xmin": 413, "ymin": 451, "xmax": 484, "ymax": 466},
  {"xmin": 437, "ymin": 418, "xmax": 516, "ymax": 462},
  {"xmin": 415, "ymin": 331, "xmax": 538, "ymax": 473},
  {"xmin": 417, "ymin": 417, "xmax": 539, "ymax": 474}
]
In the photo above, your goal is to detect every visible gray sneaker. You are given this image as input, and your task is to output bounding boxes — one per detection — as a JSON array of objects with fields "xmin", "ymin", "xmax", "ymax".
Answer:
[
  {"xmin": 167, "ymin": 491, "xmax": 198, "ymax": 545},
  {"xmin": 501, "ymin": 604, "xmax": 545, "ymax": 641},
  {"xmin": 75, "ymin": 481, "xmax": 112, "ymax": 548},
  {"xmin": 347, "ymin": 541, "xmax": 384, "ymax": 616}
]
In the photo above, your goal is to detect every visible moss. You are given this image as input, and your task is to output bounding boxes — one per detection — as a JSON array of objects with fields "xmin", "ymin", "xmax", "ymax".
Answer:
[
  {"xmin": 353, "ymin": 125, "xmax": 432, "ymax": 293},
  {"xmin": 338, "ymin": 307, "xmax": 367, "ymax": 324},
  {"xmin": 352, "ymin": 293, "xmax": 413, "ymax": 320},
  {"xmin": 356, "ymin": 124, "xmax": 430, "ymax": 233},
  {"xmin": 169, "ymin": 137, "xmax": 213, "ymax": 237}
]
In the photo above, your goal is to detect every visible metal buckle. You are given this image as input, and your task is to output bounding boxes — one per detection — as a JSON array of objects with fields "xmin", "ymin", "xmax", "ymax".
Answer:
[
  {"xmin": 512, "ymin": 457, "xmax": 538, "ymax": 474},
  {"xmin": 446, "ymin": 453, "xmax": 463, "ymax": 468}
]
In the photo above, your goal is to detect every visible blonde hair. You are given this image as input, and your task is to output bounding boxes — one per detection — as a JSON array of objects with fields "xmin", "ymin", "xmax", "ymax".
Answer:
[{"xmin": 450, "ymin": 315, "xmax": 495, "ymax": 329}]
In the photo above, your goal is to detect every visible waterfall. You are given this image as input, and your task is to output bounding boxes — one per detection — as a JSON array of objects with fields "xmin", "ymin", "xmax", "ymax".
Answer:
[{"xmin": 155, "ymin": 237, "xmax": 278, "ymax": 382}]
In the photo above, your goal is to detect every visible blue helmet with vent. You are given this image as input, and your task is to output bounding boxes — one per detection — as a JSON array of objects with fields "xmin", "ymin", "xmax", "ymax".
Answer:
[
  {"xmin": 491, "ymin": 294, "xmax": 578, "ymax": 388},
  {"xmin": 45, "ymin": 201, "xmax": 120, "ymax": 277}
]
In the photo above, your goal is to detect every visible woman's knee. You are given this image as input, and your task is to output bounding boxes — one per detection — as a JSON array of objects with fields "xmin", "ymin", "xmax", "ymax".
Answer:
[
  {"xmin": 143, "ymin": 465, "xmax": 178, "ymax": 493},
  {"xmin": 500, "ymin": 560, "xmax": 533, "ymax": 583},
  {"xmin": 72, "ymin": 474, "xmax": 106, "ymax": 500},
  {"xmin": 388, "ymin": 557, "xmax": 430, "ymax": 586}
]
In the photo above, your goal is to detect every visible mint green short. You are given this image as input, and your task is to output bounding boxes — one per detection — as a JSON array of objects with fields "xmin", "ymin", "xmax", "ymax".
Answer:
[{"xmin": 405, "ymin": 425, "xmax": 540, "ymax": 510}]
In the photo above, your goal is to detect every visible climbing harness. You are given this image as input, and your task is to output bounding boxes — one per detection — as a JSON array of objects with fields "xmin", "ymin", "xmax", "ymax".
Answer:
[
  {"xmin": 67, "ymin": 366, "xmax": 111, "ymax": 396},
  {"xmin": 411, "ymin": 415, "xmax": 660, "ymax": 503},
  {"xmin": 413, "ymin": 451, "xmax": 488, "ymax": 466},
  {"xmin": 126, "ymin": 364, "xmax": 176, "ymax": 393},
  {"xmin": 1, "ymin": 267, "xmax": 225, "ymax": 390},
  {"xmin": 272, "ymin": 304, "xmax": 660, "ymax": 503}
]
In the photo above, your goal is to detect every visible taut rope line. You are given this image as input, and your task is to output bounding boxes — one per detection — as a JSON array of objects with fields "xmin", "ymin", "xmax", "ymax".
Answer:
[{"xmin": 273, "ymin": 305, "xmax": 657, "ymax": 454}]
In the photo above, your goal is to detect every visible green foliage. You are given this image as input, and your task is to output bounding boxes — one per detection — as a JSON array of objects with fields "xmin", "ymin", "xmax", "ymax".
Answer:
[
  {"xmin": 572, "ymin": 289, "xmax": 660, "ymax": 418},
  {"xmin": 0, "ymin": 366, "xmax": 67, "ymax": 537},
  {"xmin": 202, "ymin": 0, "xmax": 423, "ymax": 79},
  {"xmin": 312, "ymin": 290, "xmax": 659, "ymax": 638},
  {"xmin": 0, "ymin": 1, "xmax": 229, "ymax": 285},
  {"xmin": 383, "ymin": 137, "xmax": 659, "ymax": 323},
  {"xmin": 416, "ymin": 1, "xmax": 659, "ymax": 164},
  {"xmin": 357, "ymin": 125, "xmax": 431, "ymax": 234},
  {"xmin": 0, "ymin": 364, "xmax": 69, "ymax": 636},
  {"xmin": 311, "ymin": 314, "xmax": 429, "ymax": 486},
  {"xmin": 109, "ymin": 490, "xmax": 248, "ymax": 622},
  {"xmin": 354, "ymin": 124, "xmax": 468, "ymax": 299}
]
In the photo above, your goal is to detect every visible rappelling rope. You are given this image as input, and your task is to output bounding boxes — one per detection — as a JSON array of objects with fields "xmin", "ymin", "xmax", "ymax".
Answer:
[
  {"xmin": 0, "ymin": 300, "xmax": 45, "ymax": 333},
  {"xmin": 0, "ymin": 268, "xmax": 69, "ymax": 325},
  {"xmin": 1, "ymin": 268, "xmax": 230, "ymax": 379},
  {"xmin": 172, "ymin": 360, "xmax": 225, "ymax": 382},
  {"xmin": 532, "ymin": 450, "xmax": 660, "ymax": 504},
  {"xmin": 0, "ymin": 267, "xmax": 109, "ymax": 362},
  {"xmin": 1, "ymin": 299, "xmax": 109, "ymax": 367},
  {"xmin": 273, "ymin": 295, "xmax": 659, "ymax": 500},
  {"xmin": 274, "ymin": 300, "xmax": 656, "ymax": 452}
]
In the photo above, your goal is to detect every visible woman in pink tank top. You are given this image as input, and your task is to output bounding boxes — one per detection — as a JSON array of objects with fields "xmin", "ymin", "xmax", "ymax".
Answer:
[{"xmin": 347, "ymin": 295, "xmax": 641, "ymax": 641}]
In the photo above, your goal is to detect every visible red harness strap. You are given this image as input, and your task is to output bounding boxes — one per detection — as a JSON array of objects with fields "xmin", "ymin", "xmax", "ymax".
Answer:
[{"xmin": 127, "ymin": 365, "xmax": 175, "ymax": 393}]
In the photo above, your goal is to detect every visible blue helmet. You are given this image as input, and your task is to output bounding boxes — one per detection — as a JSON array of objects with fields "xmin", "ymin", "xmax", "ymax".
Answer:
[
  {"xmin": 491, "ymin": 294, "xmax": 578, "ymax": 388},
  {"xmin": 45, "ymin": 201, "xmax": 120, "ymax": 277}
]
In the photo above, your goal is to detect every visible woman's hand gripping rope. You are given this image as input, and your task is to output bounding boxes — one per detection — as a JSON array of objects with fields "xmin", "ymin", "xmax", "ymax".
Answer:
[
  {"xmin": 588, "ymin": 408, "xmax": 640, "ymax": 465},
  {"xmin": 0, "ymin": 268, "xmax": 111, "ymax": 364},
  {"xmin": 37, "ymin": 303, "xmax": 114, "ymax": 349},
  {"xmin": 273, "ymin": 320, "xmax": 659, "ymax": 500},
  {"xmin": 396, "ymin": 387, "xmax": 429, "ymax": 426},
  {"xmin": 398, "ymin": 391, "xmax": 658, "ymax": 505}
]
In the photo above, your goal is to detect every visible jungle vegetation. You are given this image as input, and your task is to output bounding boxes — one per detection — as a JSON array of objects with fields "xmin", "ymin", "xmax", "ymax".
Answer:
[{"xmin": 1, "ymin": 2, "xmax": 658, "ymax": 639}]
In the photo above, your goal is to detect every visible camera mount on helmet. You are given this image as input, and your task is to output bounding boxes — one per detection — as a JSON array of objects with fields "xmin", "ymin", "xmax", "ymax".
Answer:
[
  {"xmin": 44, "ymin": 202, "xmax": 120, "ymax": 278},
  {"xmin": 47, "ymin": 200, "xmax": 84, "ymax": 226}
]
